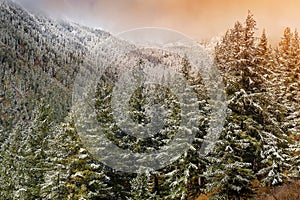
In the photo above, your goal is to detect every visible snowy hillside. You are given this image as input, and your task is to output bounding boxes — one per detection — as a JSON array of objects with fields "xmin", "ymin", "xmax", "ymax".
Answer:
[{"xmin": 0, "ymin": 0, "xmax": 110, "ymax": 128}]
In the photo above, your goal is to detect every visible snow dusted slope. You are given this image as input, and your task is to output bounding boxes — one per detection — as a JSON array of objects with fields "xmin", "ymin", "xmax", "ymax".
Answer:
[
  {"xmin": 0, "ymin": 0, "xmax": 207, "ymax": 134},
  {"xmin": 0, "ymin": 0, "xmax": 110, "ymax": 128}
]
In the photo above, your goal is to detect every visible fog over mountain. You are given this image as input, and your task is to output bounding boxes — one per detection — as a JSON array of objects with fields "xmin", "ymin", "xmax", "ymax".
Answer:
[{"xmin": 14, "ymin": 0, "xmax": 300, "ymax": 43}]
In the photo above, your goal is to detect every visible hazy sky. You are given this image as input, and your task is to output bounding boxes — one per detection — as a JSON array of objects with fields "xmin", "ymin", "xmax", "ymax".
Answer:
[{"xmin": 18, "ymin": 0, "xmax": 300, "ymax": 44}]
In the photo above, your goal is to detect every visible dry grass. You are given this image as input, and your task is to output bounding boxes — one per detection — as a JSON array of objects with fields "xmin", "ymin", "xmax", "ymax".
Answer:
[
  {"xmin": 256, "ymin": 180, "xmax": 300, "ymax": 200},
  {"xmin": 195, "ymin": 180, "xmax": 300, "ymax": 200}
]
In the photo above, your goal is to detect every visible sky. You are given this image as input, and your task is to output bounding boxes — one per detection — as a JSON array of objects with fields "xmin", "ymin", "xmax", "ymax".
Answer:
[{"xmin": 17, "ymin": 0, "xmax": 300, "ymax": 44}]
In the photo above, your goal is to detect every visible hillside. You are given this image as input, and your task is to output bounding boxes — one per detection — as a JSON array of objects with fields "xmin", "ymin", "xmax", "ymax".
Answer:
[{"xmin": 0, "ymin": 0, "xmax": 110, "ymax": 129}]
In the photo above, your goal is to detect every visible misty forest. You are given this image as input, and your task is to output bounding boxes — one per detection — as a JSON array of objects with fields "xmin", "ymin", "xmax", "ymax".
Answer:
[{"xmin": 0, "ymin": 0, "xmax": 299, "ymax": 200}]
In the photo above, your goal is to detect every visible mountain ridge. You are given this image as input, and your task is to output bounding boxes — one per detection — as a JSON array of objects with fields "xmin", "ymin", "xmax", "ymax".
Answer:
[{"xmin": 0, "ymin": 0, "xmax": 110, "ymax": 129}]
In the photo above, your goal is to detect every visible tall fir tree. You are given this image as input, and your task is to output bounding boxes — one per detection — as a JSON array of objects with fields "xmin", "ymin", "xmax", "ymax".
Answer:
[
  {"xmin": 128, "ymin": 169, "xmax": 158, "ymax": 200},
  {"xmin": 0, "ymin": 103, "xmax": 54, "ymax": 199},
  {"xmin": 53, "ymin": 118, "xmax": 111, "ymax": 200},
  {"xmin": 208, "ymin": 12, "xmax": 295, "ymax": 199},
  {"xmin": 276, "ymin": 28, "xmax": 300, "ymax": 135}
]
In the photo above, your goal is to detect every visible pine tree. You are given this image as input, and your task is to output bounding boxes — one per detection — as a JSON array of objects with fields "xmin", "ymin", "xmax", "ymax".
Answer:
[
  {"xmin": 160, "ymin": 150, "xmax": 200, "ymax": 200},
  {"xmin": 149, "ymin": 55, "xmax": 210, "ymax": 200},
  {"xmin": 128, "ymin": 169, "xmax": 158, "ymax": 200},
  {"xmin": 255, "ymin": 29, "xmax": 275, "ymax": 75},
  {"xmin": 0, "ymin": 121, "xmax": 29, "ymax": 200},
  {"xmin": 209, "ymin": 12, "xmax": 295, "ymax": 198},
  {"xmin": 215, "ymin": 21, "xmax": 244, "ymax": 74},
  {"xmin": 276, "ymin": 28, "xmax": 300, "ymax": 135},
  {"xmin": 287, "ymin": 134, "xmax": 300, "ymax": 178},
  {"xmin": 0, "ymin": 103, "xmax": 54, "ymax": 199},
  {"xmin": 290, "ymin": 29, "xmax": 300, "ymax": 67},
  {"xmin": 256, "ymin": 130, "xmax": 291, "ymax": 186},
  {"xmin": 55, "ymin": 118, "xmax": 111, "ymax": 200},
  {"xmin": 204, "ymin": 120, "xmax": 256, "ymax": 199},
  {"xmin": 278, "ymin": 27, "xmax": 293, "ymax": 70}
]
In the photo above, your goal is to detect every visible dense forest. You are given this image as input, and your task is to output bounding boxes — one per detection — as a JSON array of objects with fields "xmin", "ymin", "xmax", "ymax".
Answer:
[{"xmin": 0, "ymin": 0, "xmax": 299, "ymax": 199}]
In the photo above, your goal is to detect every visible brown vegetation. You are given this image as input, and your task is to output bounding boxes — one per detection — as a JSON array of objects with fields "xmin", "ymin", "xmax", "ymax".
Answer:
[{"xmin": 196, "ymin": 180, "xmax": 300, "ymax": 200}]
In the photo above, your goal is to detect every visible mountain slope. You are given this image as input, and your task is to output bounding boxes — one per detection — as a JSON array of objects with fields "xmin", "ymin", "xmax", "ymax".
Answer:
[{"xmin": 0, "ymin": 0, "xmax": 110, "ymax": 131}]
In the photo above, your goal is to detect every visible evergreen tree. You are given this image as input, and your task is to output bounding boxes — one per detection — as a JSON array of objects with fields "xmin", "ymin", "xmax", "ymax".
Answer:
[
  {"xmin": 0, "ymin": 121, "xmax": 29, "ymax": 200},
  {"xmin": 276, "ymin": 28, "xmax": 300, "ymax": 134},
  {"xmin": 255, "ymin": 29, "xmax": 276, "ymax": 76},
  {"xmin": 54, "ymin": 118, "xmax": 111, "ymax": 200},
  {"xmin": 128, "ymin": 169, "xmax": 158, "ymax": 200},
  {"xmin": 256, "ymin": 130, "xmax": 291, "ymax": 186},
  {"xmin": 287, "ymin": 134, "xmax": 300, "ymax": 177},
  {"xmin": 204, "ymin": 119, "xmax": 256, "ymax": 200},
  {"xmin": 278, "ymin": 27, "xmax": 293, "ymax": 70},
  {"xmin": 0, "ymin": 103, "xmax": 54, "ymax": 199},
  {"xmin": 209, "ymin": 12, "xmax": 295, "ymax": 199},
  {"xmin": 152, "ymin": 55, "xmax": 210, "ymax": 200},
  {"xmin": 160, "ymin": 150, "xmax": 200, "ymax": 200}
]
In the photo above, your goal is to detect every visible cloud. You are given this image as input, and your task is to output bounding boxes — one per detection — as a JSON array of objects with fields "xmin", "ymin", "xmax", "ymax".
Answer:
[
  {"xmin": 14, "ymin": 0, "xmax": 46, "ymax": 9},
  {"xmin": 12, "ymin": 0, "xmax": 300, "ymax": 43}
]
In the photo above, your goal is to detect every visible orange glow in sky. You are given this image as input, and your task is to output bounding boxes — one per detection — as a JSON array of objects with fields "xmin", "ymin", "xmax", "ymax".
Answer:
[{"xmin": 43, "ymin": 0, "xmax": 300, "ymax": 43}]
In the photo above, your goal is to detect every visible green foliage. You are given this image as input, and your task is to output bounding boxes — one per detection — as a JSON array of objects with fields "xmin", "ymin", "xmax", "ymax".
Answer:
[
  {"xmin": 209, "ymin": 11, "xmax": 298, "ymax": 199},
  {"xmin": 53, "ymin": 118, "xmax": 111, "ymax": 200},
  {"xmin": 0, "ymin": 103, "xmax": 54, "ymax": 199},
  {"xmin": 128, "ymin": 169, "xmax": 158, "ymax": 200}
]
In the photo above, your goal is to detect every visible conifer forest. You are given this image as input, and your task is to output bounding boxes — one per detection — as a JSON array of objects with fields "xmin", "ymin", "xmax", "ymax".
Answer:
[{"xmin": 0, "ymin": 0, "xmax": 299, "ymax": 199}]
